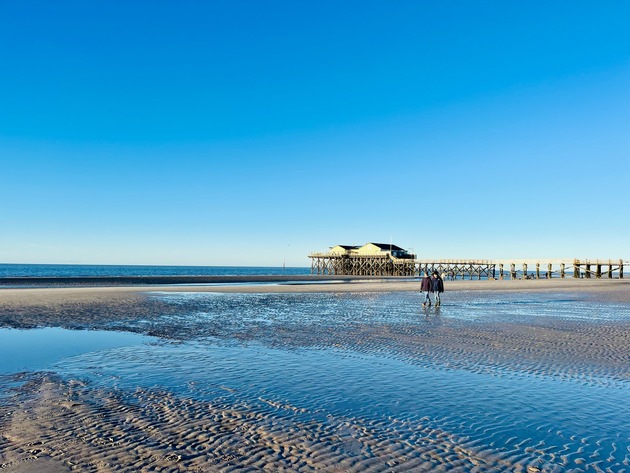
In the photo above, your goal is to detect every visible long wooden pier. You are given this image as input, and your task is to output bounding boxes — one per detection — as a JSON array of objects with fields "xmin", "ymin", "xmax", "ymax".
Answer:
[
  {"xmin": 309, "ymin": 254, "xmax": 626, "ymax": 279},
  {"xmin": 416, "ymin": 260, "xmax": 496, "ymax": 280}
]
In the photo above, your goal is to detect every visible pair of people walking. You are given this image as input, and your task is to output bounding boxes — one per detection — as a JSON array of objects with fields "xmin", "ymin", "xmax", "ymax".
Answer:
[{"xmin": 421, "ymin": 271, "xmax": 444, "ymax": 307}]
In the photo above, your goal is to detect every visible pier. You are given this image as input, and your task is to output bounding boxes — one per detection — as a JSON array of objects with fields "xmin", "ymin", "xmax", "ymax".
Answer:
[
  {"xmin": 309, "ymin": 243, "xmax": 417, "ymax": 277},
  {"xmin": 309, "ymin": 245, "xmax": 625, "ymax": 279}
]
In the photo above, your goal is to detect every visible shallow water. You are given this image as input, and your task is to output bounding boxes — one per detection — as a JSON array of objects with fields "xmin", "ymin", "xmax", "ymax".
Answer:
[
  {"xmin": 53, "ymin": 337, "xmax": 628, "ymax": 469},
  {"xmin": 0, "ymin": 327, "xmax": 152, "ymax": 374},
  {"xmin": 1, "ymin": 290, "xmax": 629, "ymax": 471}
]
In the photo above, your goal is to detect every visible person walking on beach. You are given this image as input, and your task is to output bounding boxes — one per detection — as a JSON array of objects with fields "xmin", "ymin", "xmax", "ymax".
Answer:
[
  {"xmin": 421, "ymin": 271, "xmax": 433, "ymax": 307},
  {"xmin": 432, "ymin": 271, "xmax": 444, "ymax": 307}
]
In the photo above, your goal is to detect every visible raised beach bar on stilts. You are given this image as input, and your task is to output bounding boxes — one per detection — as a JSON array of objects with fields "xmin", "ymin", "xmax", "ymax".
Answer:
[
  {"xmin": 309, "ymin": 244, "xmax": 626, "ymax": 279},
  {"xmin": 309, "ymin": 243, "xmax": 417, "ymax": 277}
]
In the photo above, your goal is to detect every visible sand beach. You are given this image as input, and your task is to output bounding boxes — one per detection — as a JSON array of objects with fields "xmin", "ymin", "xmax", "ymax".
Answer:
[{"xmin": 1, "ymin": 278, "xmax": 629, "ymax": 472}]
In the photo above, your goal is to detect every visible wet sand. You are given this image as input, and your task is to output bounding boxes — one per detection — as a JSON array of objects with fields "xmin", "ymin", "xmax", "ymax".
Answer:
[
  {"xmin": 1, "ymin": 277, "xmax": 630, "ymax": 303},
  {"xmin": 1, "ymin": 279, "xmax": 629, "ymax": 472}
]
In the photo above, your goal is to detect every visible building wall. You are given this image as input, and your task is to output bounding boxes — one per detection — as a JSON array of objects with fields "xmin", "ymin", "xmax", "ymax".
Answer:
[
  {"xmin": 356, "ymin": 243, "xmax": 387, "ymax": 255},
  {"xmin": 327, "ymin": 243, "xmax": 410, "ymax": 258}
]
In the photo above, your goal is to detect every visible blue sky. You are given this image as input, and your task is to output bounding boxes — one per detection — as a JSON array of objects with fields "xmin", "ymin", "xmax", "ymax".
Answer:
[{"xmin": 1, "ymin": 1, "xmax": 629, "ymax": 266}]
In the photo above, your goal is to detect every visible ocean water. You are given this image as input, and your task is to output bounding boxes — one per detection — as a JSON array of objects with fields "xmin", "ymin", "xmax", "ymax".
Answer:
[{"xmin": 0, "ymin": 263, "xmax": 310, "ymax": 278}]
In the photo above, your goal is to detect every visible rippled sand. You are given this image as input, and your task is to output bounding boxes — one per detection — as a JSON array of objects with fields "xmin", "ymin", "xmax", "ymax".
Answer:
[
  {"xmin": 1, "ymin": 375, "xmax": 523, "ymax": 472},
  {"xmin": 1, "ymin": 280, "xmax": 629, "ymax": 472}
]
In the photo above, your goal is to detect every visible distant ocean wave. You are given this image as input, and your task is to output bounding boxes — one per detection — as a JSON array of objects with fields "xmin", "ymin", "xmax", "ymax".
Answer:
[{"xmin": 0, "ymin": 264, "xmax": 310, "ymax": 278}]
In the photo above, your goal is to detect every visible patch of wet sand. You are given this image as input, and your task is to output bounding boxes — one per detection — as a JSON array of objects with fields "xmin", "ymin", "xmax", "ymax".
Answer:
[
  {"xmin": 1, "ymin": 287, "xmax": 627, "ymax": 383},
  {"xmin": 1, "ymin": 281, "xmax": 629, "ymax": 472},
  {"xmin": 1, "ymin": 277, "xmax": 630, "ymax": 302},
  {"xmin": 1, "ymin": 278, "xmax": 629, "ymax": 330}
]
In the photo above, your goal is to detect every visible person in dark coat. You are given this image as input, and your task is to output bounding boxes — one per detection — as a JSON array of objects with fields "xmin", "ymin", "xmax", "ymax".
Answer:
[
  {"xmin": 421, "ymin": 271, "xmax": 433, "ymax": 307},
  {"xmin": 432, "ymin": 271, "xmax": 444, "ymax": 306}
]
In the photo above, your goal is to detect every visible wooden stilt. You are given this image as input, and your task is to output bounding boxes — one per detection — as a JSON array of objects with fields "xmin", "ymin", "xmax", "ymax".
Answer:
[
  {"xmin": 561, "ymin": 263, "xmax": 565, "ymax": 279},
  {"xmin": 536, "ymin": 263, "xmax": 540, "ymax": 280}
]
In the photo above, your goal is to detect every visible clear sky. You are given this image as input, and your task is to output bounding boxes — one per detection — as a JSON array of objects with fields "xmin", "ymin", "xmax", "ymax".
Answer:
[{"xmin": 1, "ymin": 1, "xmax": 629, "ymax": 266}]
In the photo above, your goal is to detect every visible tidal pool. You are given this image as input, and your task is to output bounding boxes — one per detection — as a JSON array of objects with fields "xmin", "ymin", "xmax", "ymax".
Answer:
[{"xmin": 0, "ymin": 327, "xmax": 153, "ymax": 374}]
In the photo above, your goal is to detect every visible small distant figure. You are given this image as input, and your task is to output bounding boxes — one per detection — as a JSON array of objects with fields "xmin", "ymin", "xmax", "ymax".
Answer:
[
  {"xmin": 420, "ymin": 271, "xmax": 433, "ymax": 307},
  {"xmin": 432, "ymin": 271, "xmax": 444, "ymax": 307}
]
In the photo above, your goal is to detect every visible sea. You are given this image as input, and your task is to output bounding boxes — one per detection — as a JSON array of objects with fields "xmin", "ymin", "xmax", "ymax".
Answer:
[{"xmin": 0, "ymin": 263, "xmax": 311, "ymax": 278}]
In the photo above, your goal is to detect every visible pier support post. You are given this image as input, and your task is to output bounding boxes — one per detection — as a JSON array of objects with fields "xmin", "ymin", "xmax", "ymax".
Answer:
[
  {"xmin": 585, "ymin": 263, "xmax": 591, "ymax": 278},
  {"xmin": 523, "ymin": 263, "xmax": 528, "ymax": 279},
  {"xmin": 574, "ymin": 260, "xmax": 580, "ymax": 278},
  {"xmin": 608, "ymin": 261, "xmax": 613, "ymax": 279},
  {"xmin": 596, "ymin": 264, "xmax": 602, "ymax": 279},
  {"xmin": 536, "ymin": 263, "xmax": 540, "ymax": 280},
  {"xmin": 620, "ymin": 260, "xmax": 624, "ymax": 279},
  {"xmin": 499, "ymin": 263, "xmax": 504, "ymax": 280},
  {"xmin": 560, "ymin": 263, "xmax": 565, "ymax": 278},
  {"xmin": 510, "ymin": 263, "xmax": 516, "ymax": 280},
  {"xmin": 547, "ymin": 263, "xmax": 552, "ymax": 279}
]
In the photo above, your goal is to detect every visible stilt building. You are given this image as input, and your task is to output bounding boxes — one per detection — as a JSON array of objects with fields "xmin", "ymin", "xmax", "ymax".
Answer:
[{"xmin": 310, "ymin": 245, "xmax": 625, "ymax": 279}]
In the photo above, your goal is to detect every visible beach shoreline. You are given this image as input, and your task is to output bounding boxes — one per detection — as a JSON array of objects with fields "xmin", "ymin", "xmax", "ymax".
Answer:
[{"xmin": 1, "ymin": 277, "xmax": 630, "ymax": 305}]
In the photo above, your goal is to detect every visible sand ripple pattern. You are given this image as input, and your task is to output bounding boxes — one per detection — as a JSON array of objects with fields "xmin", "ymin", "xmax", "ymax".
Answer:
[{"xmin": 4, "ymin": 374, "xmax": 625, "ymax": 473}]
